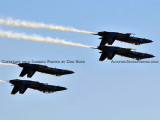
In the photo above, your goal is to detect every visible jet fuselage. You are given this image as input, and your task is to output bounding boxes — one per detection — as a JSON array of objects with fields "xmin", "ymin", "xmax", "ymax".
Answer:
[
  {"xmin": 18, "ymin": 63, "xmax": 74, "ymax": 78},
  {"xmin": 10, "ymin": 79, "xmax": 67, "ymax": 95},
  {"xmin": 117, "ymin": 36, "xmax": 153, "ymax": 45},
  {"xmin": 95, "ymin": 31, "xmax": 153, "ymax": 45},
  {"xmin": 97, "ymin": 46, "xmax": 154, "ymax": 60}
]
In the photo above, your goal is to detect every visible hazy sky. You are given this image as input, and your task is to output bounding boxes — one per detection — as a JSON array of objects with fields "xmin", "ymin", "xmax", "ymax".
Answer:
[{"xmin": 0, "ymin": 0, "xmax": 160, "ymax": 120}]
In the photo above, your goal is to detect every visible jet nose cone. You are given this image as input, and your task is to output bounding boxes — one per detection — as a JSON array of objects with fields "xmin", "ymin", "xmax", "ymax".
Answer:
[
  {"xmin": 148, "ymin": 40, "xmax": 153, "ymax": 43},
  {"xmin": 57, "ymin": 86, "xmax": 67, "ymax": 91},
  {"xmin": 62, "ymin": 87, "xmax": 67, "ymax": 91},
  {"xmin": 145, "ymin": 39, "xmax": 153, "ymax": 43},
  {"xmin": 70, "ymin": 71, "xmax": 75, "ymax": 74},
  {"xmin": 147, "ymin": 54, "xmax": 155, "ymax": 58},
  {"xmin": 67, "ymin": 70, "xmax": 74, "ymax": 74},
  {"xmin": 149, "ymin": 55, "xmax": 155, "ymax": 58}
]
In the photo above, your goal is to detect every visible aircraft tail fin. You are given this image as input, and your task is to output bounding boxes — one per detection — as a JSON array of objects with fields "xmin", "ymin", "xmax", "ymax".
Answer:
[
  {"xmin": 27, "ymin": 68, "xmax": 36, "ymax": 78},
  {"xmin": 19, "ymin": 68, "xmax": 28, "ymax": 77},
  {"xmin": 19, "ymin": 84, "xmax": 28, "ymax": 94},
  {"xmin": 11, "ymin": 85, "xmax": 19, "ymax": 95}
]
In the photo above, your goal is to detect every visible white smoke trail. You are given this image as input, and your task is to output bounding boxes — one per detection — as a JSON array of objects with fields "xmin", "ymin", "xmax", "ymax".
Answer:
[
  {"xmin": 0, "ymin": 80, "xmax": 9, "ymax": 83},
  {"xmin": 0, "ymin": 18, "xmax": 95, "ymax": 34},
  {"xmin": 0, "ymin": 30, "xmax": 94, "ymax": 48},
  {"xmin": 0, "ymin": 62, "xmax": 18, "ymax": 66}
]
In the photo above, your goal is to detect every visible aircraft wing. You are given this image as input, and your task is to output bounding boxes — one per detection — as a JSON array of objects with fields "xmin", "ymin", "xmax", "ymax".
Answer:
[
  {"xmin": 27, "ymin": 68, "xmax": 37, "ymax": 78},
  {"xmin": 99, "ymin": 51, "xmax": 116, "ymax": 61},
  {"xmin": 11, "ymin": 85, "xmax": 19, "ymax": 95},
  {"xmin": 99, "ymin": 36, "xmax": 115, "ymax": 46},
  {"xmin": 19, "ymin": 68, "xmax": 28, "ymax": 77}
]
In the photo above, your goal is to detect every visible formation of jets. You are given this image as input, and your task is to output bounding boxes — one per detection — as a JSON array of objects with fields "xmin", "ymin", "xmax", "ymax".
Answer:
[
  {"xmin": 93, "ymin": 31, "xmax": 154, "ymax": 61},
  {"xmin": 1, "ymin": 63, "xmax": 74, "ymax": 95},
  {"xmin": 0, "ymin": 30, "xmax": 155, "ymax": 95}
]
